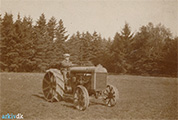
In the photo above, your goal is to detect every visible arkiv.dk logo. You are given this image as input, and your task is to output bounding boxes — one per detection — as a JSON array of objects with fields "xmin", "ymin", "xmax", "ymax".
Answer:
[{"xmin": 2, "ymin": 113, "xmax": 23, "ymax": 119}]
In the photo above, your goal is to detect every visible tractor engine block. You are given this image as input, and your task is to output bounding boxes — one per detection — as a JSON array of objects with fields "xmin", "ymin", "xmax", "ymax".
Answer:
[{"xmin": 69, "ymin": 73, "xmax": 91, "ymax": 92}]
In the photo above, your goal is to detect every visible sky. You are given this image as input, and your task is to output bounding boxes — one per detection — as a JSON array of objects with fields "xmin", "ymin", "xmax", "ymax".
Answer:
[{"xmin": 1, "ymin": 0, "xmax": 178, "ymax": 38}]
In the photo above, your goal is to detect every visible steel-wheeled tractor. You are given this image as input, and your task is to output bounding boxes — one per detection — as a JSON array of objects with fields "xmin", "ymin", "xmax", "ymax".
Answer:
[{"xmin": 42, "ymin": 64, "xmax": 118, "ymax": 110}]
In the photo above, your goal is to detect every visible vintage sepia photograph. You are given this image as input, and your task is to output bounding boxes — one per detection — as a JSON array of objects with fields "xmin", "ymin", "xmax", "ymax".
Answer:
[{"xmin": 0, "ymin": 0, "xmax": 177, "ymax": 120}]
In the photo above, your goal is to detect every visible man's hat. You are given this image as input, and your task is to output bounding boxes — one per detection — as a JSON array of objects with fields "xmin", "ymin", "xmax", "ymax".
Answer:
[{"xmin": 63, "ymin": 53, "xmax": 70, "ymax": 57}]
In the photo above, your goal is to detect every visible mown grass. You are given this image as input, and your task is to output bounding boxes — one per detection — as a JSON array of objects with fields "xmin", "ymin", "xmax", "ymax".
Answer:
[{"xmin": 0, "ymin": 72, "xmax": 177, "ymax": 120}]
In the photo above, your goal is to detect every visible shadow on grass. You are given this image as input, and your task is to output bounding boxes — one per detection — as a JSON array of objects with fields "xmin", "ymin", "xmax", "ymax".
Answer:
[
  {"xmin": 32, "ymin": 92, "xmax": 107, "ymax": 109},
  {"xmin": 60, "ymin": 97, "xmax": 76, "ymax": 109},
  {"xmin": 89, "ymin": 100, "xmax": 106, "ymax": 106},
  {"xmin": 32, "ymin": 92, "xmax": 46, "ymax": 101},
  {"xmin": 61, "ymin": 103, "xmax": 76, "ymax": 109},
  {"xmin": 32, "ymin": 92, "xmax": 73, "ymax": 103},
  {"xmin": 61, "ymin": 96, "xmax": 107, "ymax": 110},
  {"xmin": 63, "ymin": 97, "xmax": 73, "ymax": 103}
]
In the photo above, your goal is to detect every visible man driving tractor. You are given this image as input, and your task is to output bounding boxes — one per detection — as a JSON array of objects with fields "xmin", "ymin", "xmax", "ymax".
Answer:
[{"xmin": 60, "ymin": 53, "xmax": 73, "ymax": 85}]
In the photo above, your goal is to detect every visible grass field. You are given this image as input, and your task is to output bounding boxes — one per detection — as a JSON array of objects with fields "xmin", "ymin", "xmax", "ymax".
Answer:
[{"xmin": 0, "ymin": 72, "xmax": 177, "ymax": 120}]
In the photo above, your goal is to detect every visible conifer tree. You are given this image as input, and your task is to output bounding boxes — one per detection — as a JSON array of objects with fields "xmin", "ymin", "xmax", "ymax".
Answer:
[
  {"xmin": 32, "ymin": 13, "xmax": 49, "ymax": 71},
  {"xmin": 66, "ymin": 31, "xmax": 82, "ymax": 63},
  {"xmin": 20, "ymin": 16, "xmax": 34, "ymax": 72},
  {"xmin": 110, "ymin": 23, "xmax": 133, "ymax": 73},
  {"xmin": 0, "ymin": 14, "xmax": 4, "ymax": 71},
  {"xmin": 47, "ymin": 16, "xmax": 57, "ymax": 42},
  {"xmin": 12, "ymin": 13, "xmax": 24, "ymax": 71},
  {"xmin": 54, "ymin": 19, "xmax": 69, "ymax": 62},
  {"xmin": 46, "ymin": 16, "xmax": 58, "ymax": 68},
  {"xmin": 1, "ymin": 13, "xmax": 16, "ymax": 71}
]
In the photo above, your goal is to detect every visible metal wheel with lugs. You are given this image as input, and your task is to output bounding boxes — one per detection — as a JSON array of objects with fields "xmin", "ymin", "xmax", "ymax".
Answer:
[
  {"xmin": 103, "ymin": 84, "xmax": 118, "ymax": 107},
  {"xmin": 73, "ymin": 85, "xmax": 89, "ymax": 110},
  {"xmin": 42, "ymin": 69, "xmax": 65, "ymax": 102}
]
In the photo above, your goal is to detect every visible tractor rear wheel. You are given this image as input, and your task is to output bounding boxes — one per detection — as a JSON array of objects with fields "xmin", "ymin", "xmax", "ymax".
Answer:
[
  {"xmin": 43, "ymin": 71, "xmax": 63, "ymax": 102},
  {"xmin": 73, "ymin": 85, "xmax": 89, "ymax": 110}
]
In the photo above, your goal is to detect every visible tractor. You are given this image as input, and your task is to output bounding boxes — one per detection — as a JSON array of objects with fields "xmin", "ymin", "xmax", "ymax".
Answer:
[{"xmin": 42, "ymin": 64, "xmax": 118, "ymax": 110}]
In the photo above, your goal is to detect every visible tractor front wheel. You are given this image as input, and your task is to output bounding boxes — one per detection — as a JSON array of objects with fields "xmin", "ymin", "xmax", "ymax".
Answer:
[
  {"xmin": 103, "ymin": 84, "xmax": 118, "ymax": 107},
  {"xmin": 73, "ymin": 85, "xmax": 89, "ymax": 110}
]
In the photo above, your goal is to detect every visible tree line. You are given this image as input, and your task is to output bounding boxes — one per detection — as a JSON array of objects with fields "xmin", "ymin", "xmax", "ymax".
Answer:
[{"xmin": 0, "ymin": 13, "xmax": 177, "ymax": 77}]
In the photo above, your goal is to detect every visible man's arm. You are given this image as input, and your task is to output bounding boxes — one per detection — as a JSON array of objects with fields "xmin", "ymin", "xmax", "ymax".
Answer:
[{"xmin": 61, "ymin": 61, "xmax": 73, "ymax": 67}]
